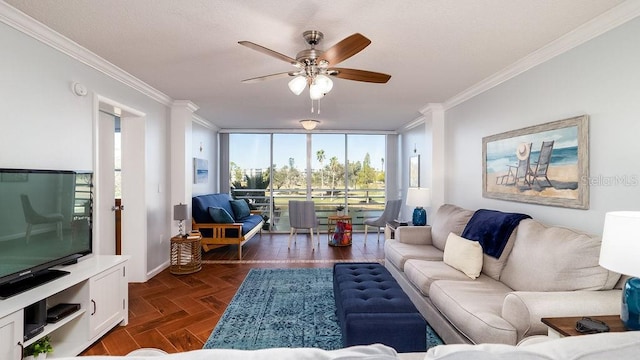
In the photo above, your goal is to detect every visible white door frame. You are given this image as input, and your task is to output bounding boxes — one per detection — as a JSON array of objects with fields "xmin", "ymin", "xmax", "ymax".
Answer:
[{"xmin": 93, "ymin": 94, "xmax": 147, "ymax": 282}]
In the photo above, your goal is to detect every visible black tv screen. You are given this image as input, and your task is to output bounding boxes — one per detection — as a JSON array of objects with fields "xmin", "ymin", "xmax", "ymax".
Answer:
[{"xmin": 0, "ymin": 169, "xmax": 92, "ymax": 298}]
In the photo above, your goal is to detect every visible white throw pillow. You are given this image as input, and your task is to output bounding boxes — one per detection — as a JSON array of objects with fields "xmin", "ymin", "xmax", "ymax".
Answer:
[{"xmin": 443, "ymin": 232, "xmax": 483, "ymax": 279}]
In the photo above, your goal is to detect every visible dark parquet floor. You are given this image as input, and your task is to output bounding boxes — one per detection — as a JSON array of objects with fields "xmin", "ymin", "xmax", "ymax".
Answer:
[{"xmin": 81, "ymin": 231, "xmax": 386, "ymax": 355}]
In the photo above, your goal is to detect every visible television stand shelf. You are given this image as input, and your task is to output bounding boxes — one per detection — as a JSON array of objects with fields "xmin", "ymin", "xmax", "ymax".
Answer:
[{"xmin": 0, "ymin": 255, "xmax": 129, "ymax": 359}]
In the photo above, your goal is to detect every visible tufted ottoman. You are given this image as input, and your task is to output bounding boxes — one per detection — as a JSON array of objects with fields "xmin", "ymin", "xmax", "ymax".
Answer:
[{"xmin": 333, "ymin": 262, "xmax": 427, "ymax": 352}]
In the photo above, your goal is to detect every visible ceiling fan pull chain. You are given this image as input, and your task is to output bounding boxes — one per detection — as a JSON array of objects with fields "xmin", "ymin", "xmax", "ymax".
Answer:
[
  {"xmin": 311, "ymin": 98, "xmax": 314, "ymax": 113},
  {"xmin": 318, "ymin": 98, "xmax": 321, "ymax": 114}
]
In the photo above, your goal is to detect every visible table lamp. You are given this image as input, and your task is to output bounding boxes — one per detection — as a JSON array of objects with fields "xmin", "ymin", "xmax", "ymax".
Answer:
[
  {"xmin": 599, "ymin": 211, "xmax": 640, "ymax": 330},
  {"xmin": 406, "ymin": 188, "xmax": 431, "ymax": 226},
  {"xmin": 173, "ymin": 203, "xmax": 188, "ymax": 237}
]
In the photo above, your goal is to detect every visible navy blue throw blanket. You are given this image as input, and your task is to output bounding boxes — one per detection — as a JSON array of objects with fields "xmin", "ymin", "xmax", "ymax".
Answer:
[{"xmin": 461, "ymin": 209, "xmax": 531, "ymax": 258}]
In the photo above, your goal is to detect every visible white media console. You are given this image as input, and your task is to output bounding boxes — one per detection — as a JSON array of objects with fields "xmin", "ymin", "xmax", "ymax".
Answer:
[{"xmin": 0, "ymin": 255, "xmax": 129, "ymax": 359}]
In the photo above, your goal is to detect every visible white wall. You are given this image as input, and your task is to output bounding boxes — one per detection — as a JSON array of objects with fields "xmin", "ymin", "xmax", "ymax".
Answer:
[
  {"xmin": 399, "ymin": 123, "xmax": 429, "ymax": 220},
  {"xmin": 0, "ymin": 20, "xmax": 172, "ymax": 280},
  {"xmin": 443, "ymin": 17, "xmax": 640, "ymax": 234},
  {"xmin": 192, "ymin": 122, "xmax": 218, "ymax": 196}
]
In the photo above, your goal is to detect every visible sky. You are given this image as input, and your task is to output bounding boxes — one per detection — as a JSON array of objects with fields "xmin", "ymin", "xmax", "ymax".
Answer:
[{"xmin": 229, "ymin": 134, "xmax": 386, "ymax": 171}]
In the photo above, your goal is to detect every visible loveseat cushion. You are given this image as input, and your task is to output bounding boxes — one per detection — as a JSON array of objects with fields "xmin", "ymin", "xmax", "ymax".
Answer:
[
  {"xmin": 404, "ymin": 259, "xmax": 472, "ymax": 296},
  {"xmin": 208, "ymin": 207, "xmax": 235, "ymax": 223},
  {"xmin": 431, "ymin": 205, "xmax": 474, "ymax": 251},
  {"xmin": 230, "ymin": 199, "xmax": 251, "ymax": 220},
  {"xmin": 500, "ymin": 219, "xmax": 621, "ymax": 291},
  {"xmin": 54, "ymin": 344, "xmax": 400, "ymax": 360},
  {"xmin": 483, "ymin": 228, "xmax": 517, "ymax": 281},
  {"xmin": 240, "ymin": 214, "xmax": 264, "ymax": 234},
  {"xmin": 443, "ymin": 233, "xmax": 483, "ymax": 279},
  {"xmin": 193, "ymin": 193, "xmax": 235, "ymax": 223},
  {"xmin": 425, "ymin": 332, "xmax": 640, "ymax": 360},
  {"xmin": 429, "ymin": 278, "xmax": 517, "ymax": 345},
  {"xmin": 384, "ymin": 239, "xmax": 444, "ymax": 271}
]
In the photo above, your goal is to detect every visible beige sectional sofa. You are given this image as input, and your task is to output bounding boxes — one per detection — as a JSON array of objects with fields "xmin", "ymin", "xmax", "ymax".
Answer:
[{"xmin": 384, "ymin": 204, "xmax": 622, "ymax": 345}]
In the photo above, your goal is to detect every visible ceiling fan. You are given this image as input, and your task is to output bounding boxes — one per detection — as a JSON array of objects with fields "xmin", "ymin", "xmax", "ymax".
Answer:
[{"xmin": 239, "ymin": 30, "xmax": 391, "ymax": 100}]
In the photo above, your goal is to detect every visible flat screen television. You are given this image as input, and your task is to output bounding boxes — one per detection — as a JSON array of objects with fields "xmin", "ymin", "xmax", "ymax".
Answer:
[{"xmin": 0, "ymin": 169, "xmax": 93, "ymax": 299}]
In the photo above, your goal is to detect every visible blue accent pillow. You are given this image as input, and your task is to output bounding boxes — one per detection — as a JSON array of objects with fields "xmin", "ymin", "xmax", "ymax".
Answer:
[
  {"xmin": 230, "ymin": 199, "xmax": 251, "ymax": 220},
  {"xmin": 208, "ymin": 207, "xmax": 235, "ymax": 223}
]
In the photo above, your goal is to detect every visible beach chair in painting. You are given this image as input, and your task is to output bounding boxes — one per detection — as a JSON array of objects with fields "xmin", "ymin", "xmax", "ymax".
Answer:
[
  {"xmin": 530, "ymin": 140, "xmax": 555, "ymax": 187},
  {"xmin": 497, "ymin": 142, "xmax": 533, "ymax": 188}
]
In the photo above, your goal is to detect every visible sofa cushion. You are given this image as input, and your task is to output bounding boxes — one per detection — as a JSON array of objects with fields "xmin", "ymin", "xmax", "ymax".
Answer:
[
  {"xmin": 431, "ymin": 204, "xmax": 474, "ymax": 251},
  {"xmin": 483, "ymin": 228, "xmax": 517, "ymax": 281},
  {"xmin": 500, "ymin": 219, "xmax": 621, "ymax": 291},
  {"xmin": 230, "ymin": 199, "xmax": 251, "ymax": 220},
  {"xmin": 58, "ymin": 344, "xmax": 400, "ymax": 360},
  {"xmin": 443, "ymin": 233, "xmax": 483, "ymax": 279},
  {"xmin": 404, "ymin": 259, "xmax": 472, "ymax": 296},
  {"xmin": 193, "ymin": 193, "xmax": 235, "ymax": 223},
  {"xmin": 425, "ymin": 332, "xmax": 640, "ymax": 360},
  {"xmin": 384, "ymin": 239, "xmax": 444, "ymax": 271},
  {"xmin": 240, "ymin": 214, "xmax": 264, "ymax": 235},
  {"xmin": 208, "ymin": 207, "xmax": 235, "ymax": 223},
  {"xmin": 429, "ymin": 278, "xmax": 517, "ymax": 345}
]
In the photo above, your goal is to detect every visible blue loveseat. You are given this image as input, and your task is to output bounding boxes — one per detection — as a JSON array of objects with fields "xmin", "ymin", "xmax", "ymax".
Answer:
[{"xmin": 192, "ymin": 193, "xmax": 264, "ymax": 259}]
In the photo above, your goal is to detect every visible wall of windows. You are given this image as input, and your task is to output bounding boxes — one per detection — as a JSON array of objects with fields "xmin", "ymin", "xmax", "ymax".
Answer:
[{"xmin": 227, "ymin": 132, "xmax": 391, "ymax": 232}]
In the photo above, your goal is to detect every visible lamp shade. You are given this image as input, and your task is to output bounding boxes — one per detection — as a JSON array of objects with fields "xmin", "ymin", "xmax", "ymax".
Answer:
[
  {"xmin": 600, "ymin": 211, "xmax": 640, "ymax": 330},
  {"xmin": 173, "ymin": 203, "xmax": 188, "ymax": 221},
  {"xmin": 600, "ymin": 211, "xmax": 640, "ymax": 277},
  {"xmin": 406, "ymin": 188, "xmax": 431, "ymax": 208}
]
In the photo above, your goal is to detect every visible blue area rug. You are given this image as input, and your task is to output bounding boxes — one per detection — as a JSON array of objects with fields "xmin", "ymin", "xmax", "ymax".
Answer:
[{"xmin": 203, "ymin": 268, "xmax": 443, "ymax": 350}]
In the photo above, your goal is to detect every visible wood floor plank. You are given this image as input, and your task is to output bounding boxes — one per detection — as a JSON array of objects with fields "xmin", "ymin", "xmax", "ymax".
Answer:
[{"xmin": 81, "ymin": 233, "xmax": 385, "ymax": 355}]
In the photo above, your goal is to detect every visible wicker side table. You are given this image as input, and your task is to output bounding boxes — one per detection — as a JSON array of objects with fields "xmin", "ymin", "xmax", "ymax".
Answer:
[{"xmin": 170, "ymin": 232, "xmax": 202, "ymax": 274}]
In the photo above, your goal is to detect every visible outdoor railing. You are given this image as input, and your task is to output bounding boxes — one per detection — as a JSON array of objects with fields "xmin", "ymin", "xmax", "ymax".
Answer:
[{"xmin": 231, "ymin": 188, "xmax": 386, "ymax": 232}]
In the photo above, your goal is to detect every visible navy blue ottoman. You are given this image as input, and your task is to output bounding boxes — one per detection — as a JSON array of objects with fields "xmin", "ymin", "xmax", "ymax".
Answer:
[{"xmin": 333, "ymin": 263, "xmax": 427, "ymax": 352}]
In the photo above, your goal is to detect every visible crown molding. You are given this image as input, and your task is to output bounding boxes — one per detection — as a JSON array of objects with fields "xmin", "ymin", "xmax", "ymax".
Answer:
[
  {"xmin": 442, "ymin": 0, "xmax": 640, "ymax": 110},
  {"xmin": 193, "ymin": 114, "xmax": 219, "ymax": 130},
  {"xmin": 172, "ymin": 100, "xmax": 199, "ymax": 113},
  {"xmin": 0, "ymin": 1, "xmax": 173, "ymax": 106},
  {"xmin": 398, "ymin": 116, "xmax": 425, "ymax": 132},
  {"xmin": 419, "ymin": 103, "xmax": 444, "ymax": 116}
]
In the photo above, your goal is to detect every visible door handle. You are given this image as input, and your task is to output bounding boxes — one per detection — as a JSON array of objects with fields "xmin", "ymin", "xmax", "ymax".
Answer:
[{"xmin": 111, "ymin": 205, "xmax": 124, "ymax": 211}]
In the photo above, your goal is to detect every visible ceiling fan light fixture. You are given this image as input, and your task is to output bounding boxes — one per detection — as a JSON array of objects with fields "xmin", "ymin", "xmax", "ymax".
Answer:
[
  {"xmin": 288, "ymin": 76, "xmax": 306, "ymax": 95},
  {"xmin": 315, "ymin": 74, "xmax": 333, "ymax": 93},
  {"xmin": 309, "ymin": 83, "xmax": 325, "ymax": 100},
  {"xmin": 300, "ymin": 119, "xmax": 320, "ymax": 130}
]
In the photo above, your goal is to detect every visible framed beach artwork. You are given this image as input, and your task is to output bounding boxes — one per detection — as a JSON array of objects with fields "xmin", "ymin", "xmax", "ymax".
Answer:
[
  {"xmin": 409, "ymin": 155, "xmax": 420, "ymax": 187},
  {"xmin": 193, "ymin": 158, "xmax": 208, "ymax": 184},
  {"xmin": 482, "ymin": 115, "xmax": 589, "ymax": 209}
]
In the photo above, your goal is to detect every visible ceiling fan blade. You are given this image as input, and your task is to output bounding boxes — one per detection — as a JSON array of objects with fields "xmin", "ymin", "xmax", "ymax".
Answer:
[
  {"xmin": 238, "ymin": 41, "xmax": 302, "ymax": 67},
  {"xmin": 328, "ymin": 68, "xmax": 391, "ymax": 83},
  {"xmin": 241, "ymin": 72, "xmax": 298, "ymax": 84},
  {"xmin": 318, "ymin": 33, "xmax": 371, "ymax": 66}
]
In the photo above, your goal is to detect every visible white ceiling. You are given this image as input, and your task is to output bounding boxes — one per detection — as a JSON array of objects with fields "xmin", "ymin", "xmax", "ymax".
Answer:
[{"xmin": 5, "ymin": 0, "xmax": 626, "ymax": 131}]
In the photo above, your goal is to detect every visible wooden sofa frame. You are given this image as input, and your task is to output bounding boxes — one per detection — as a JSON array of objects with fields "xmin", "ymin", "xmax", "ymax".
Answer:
[{"xmin": 192, "ymin": 210, "xmax": 263, "ymax": 260}]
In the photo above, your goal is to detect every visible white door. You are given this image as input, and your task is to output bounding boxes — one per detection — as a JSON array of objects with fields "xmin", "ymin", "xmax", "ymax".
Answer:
[
  {"xmin": 95, "ymin": 99, "xmax": 147, "ymax": 282},
  {"xmin": 97, "ymin": 111, "xmax": 116, "ymax": 255}
]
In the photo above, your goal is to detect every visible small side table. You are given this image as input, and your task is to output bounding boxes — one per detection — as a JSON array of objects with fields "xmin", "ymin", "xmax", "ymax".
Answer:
[
  {"xmin": 541, "ymin": 315, "xmax": 626, "ymax": 339},
  {"xmin": 170, "ymin": 232, "xmax": 202, "ymax": 275},
  {"xmin": 385, "ymin": 220, "xmax": 410, "ymax": 240},
  {"xmin": 328, "ymin": 215, "xmax": 352, "ymax": 246}
]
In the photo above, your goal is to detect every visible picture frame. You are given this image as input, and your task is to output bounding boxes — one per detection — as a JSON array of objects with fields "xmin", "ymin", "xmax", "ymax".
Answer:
[
  {"xmin": 409, "ymin": 155, "xmax": 420, "ymax": 188},
  {"xmin": 193, "ymin": 158, "xmax": 208, "ymax": 184},
  {"xmin": 482, "ymin": 115, "xmax": 589, "ymax": 209}
]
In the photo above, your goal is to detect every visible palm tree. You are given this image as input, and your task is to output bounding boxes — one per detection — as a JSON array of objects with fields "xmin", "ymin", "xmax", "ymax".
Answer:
[
  {"xmin": 329, "ymin": 156, "xmax": 340, "ymax": 195},
  {"xmin": 316, "ymin": 149, "xmax": 325, "ymax": 196}
]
